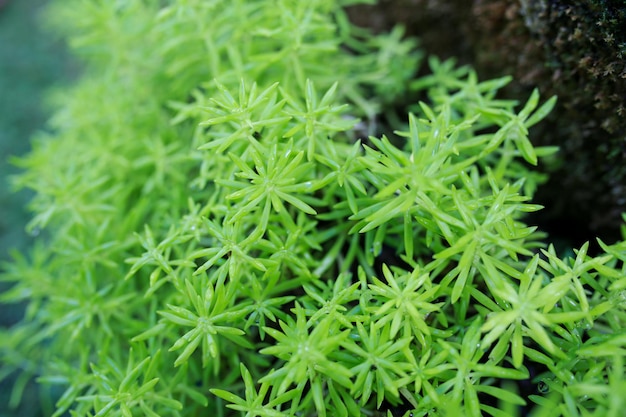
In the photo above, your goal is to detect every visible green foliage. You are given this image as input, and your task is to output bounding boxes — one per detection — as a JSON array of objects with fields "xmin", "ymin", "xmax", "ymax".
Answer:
[{"xmin": 1, "ymin": 0, "xmax": 625, "ymax": 416}]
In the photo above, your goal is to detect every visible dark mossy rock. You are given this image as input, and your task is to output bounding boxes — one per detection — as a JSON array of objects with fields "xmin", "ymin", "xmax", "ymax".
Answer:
[{"xmin": 347, "ymin": 0, "xmax": 626, "ymax": 250}]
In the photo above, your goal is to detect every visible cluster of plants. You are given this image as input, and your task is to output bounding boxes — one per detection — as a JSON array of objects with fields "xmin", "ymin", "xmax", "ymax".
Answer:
[{"xmin": 1, "ymin": 0, "xmax": 625, "ymax": 416}]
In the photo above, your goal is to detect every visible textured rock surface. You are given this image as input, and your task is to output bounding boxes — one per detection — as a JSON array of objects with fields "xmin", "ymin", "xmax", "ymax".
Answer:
[{"xmin": 347, "ymin": 0, "xmax": 626, "ymax": 250}]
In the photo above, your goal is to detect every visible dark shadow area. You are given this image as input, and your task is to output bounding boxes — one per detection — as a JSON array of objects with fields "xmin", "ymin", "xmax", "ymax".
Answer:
[{"xmin": 347, "ymin": 0, "xmax": 626, "ymax": 256}]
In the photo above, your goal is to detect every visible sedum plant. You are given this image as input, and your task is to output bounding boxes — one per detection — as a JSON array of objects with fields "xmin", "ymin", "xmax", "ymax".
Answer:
[{"xmin": 1, "ymin": 0, "xmax": 625, "ymax": 416}]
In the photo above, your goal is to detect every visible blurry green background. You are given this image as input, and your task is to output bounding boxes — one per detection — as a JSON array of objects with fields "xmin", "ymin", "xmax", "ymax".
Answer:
[{"xmin": 1, "ymin": 0, "xmax": 75, "ymax": 415}]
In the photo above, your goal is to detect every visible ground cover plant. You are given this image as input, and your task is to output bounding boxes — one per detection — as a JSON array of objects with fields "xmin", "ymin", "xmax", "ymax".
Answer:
[{"xmin": 1, "ymin": 0, "xmax": 625, "ymax": 416}]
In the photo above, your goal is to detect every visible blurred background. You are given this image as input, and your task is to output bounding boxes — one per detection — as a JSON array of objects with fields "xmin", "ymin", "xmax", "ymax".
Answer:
[{"xmin": 1, "ymin": 0, "xmax": 75, "ymax": 415}]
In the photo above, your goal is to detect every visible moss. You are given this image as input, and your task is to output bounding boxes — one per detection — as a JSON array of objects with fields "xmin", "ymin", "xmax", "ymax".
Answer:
[
  {"xmin": 470, "ymin": 0, "xmax": 626, "ymax": 250},
  {"xmin": 347, "ymin": 0, "xmax": 626, "ymax": 251},
  {"xmin": 2, "ymin": 1, "xmax": 626, "ymax": 416}
]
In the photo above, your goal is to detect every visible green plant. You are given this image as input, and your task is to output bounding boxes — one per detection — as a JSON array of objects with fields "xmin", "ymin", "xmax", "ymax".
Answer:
[{"xmin": 1, "ymin": 1, "xmax": 625, "ymax": 416}]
